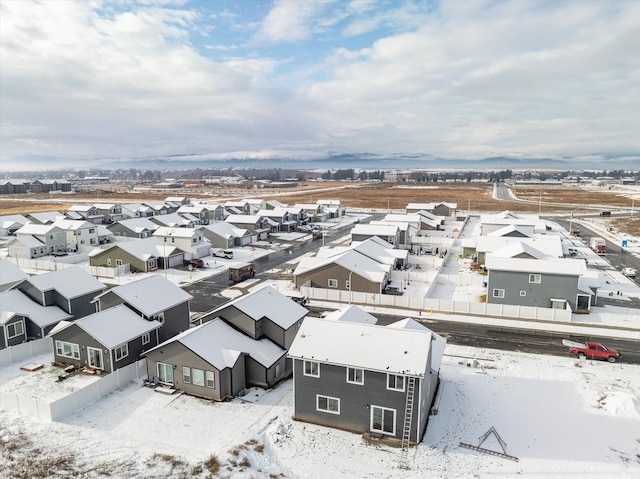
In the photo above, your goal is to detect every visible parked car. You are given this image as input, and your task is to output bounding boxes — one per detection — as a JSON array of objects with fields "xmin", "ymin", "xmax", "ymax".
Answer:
[
  {"xmin": 213, "ymin": 249, "xmax": 234, "ymax": 259},
  {"xmin": 382, "ymin": 286, "xmax": 403, "ymax": 296},
  {"xmin": 622, "ymin": 267, "xmax": 636, "ymax": 278},
  {"xmin": 564, "ymin": 340, "xmax": 620, "ymax": 363},
  {"xmin": 184, "ymin": 258, "xmax": 204, "ymax": 268}
]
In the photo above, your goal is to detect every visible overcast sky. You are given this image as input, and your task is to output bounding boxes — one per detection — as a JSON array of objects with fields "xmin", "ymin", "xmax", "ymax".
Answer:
[{"xmin": 1, "ymin": 0, "xmax": 639, "ymax": 169}]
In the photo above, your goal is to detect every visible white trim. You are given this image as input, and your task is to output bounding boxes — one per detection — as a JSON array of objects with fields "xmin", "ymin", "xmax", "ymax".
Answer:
[
  {"xmin": 529, "ymin": 273, "xmax": 542, "ymax": 284},
  {"xmin": 303, "ymin": 360, "xmax": 320, "ymax": 378},
  {"xmin": 387, "ymin": 373, "xmax": 405, "ymax": 392},
  {"xmin": 370, "ymin": 405, "xmax": 396, "ymax": 436},
  {"xmin": 316, "ymin": 394, "xmax": 340, "ymax": 415},
  {"xmin": 7, "ymin": 320, "xmax": 24, "ymax": 339},
  {"xmin": 492, "ymin": 288, "xmax": 505, "ymax": 298},
  {"xmin": 346, "ymin": 367, "xmax": 364, "ymax": 385}
]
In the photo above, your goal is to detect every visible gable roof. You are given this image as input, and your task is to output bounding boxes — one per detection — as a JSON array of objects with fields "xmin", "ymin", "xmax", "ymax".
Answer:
[
  {"xmin": 200, "ymin": 222, "xmax": 250, "ymax": 239},
  {"xmin": 15, "ymin": 223, "xmax": 62, "ymax": 236},
  {"xmin": 24, "ymin": 267, "xmax": 106, "ymax": 298},
  {"xmin": 88, "ymin": 237, "xmax": 177, "ymax": 261},
  {"xmin": 145, "ymin": 318, "xmax": 285, "ymax": 369},
  {"xmin": 323, "ymin": 305, "xmax": 378, "ymax": 325},
  {"xmin": 0, "ymin": 259, "xmax": 28, "ymax": 290},
  {"xmin": 288, "ymin": 316, "xmax": 433, "ymax": 377},
  {"xmin": 294, "ymin": 249, "xmax": 390, "ymax": 283},
  {"xmin": 95, "ymin": 274, "xmax": 192, "ymax": 316},
  {"xmin": 49, "ymin": 304, "xmax": 161, "ymax": 348},
  {"xmin": 109, "ymin": 217, "xmax": 159, "ymax": 233},
  {"xmin": 211, "ymin": 285, "xmax": 307, "ymax": 330},
  {"xmin": 387, "ymin": 318, "xmax": 446, "ymax": 371},
  {"xmin": 1, "ymin": 290, "xmax": 72, "ymax": 327},
  {"xmin": 490, "ymin": 241, "xmax": 550, "ymax": 260},
  {"xmin": 351, "ymin": 223, "xmax": 399, "ymax": 237},
  {"xmin": 486, "ymin": 256, "xmax": 587, "ymax": 276},
  {"xmin": 7, "ymin": 235, "xmax": 44, "ymax": 248},
  {"xmin": 27, "ymin": 211, "xmax": 65, "ymax": 224}
]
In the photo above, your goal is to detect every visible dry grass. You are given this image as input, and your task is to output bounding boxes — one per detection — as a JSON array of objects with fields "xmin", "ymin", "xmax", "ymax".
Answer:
[
  {"xmin": 203, "ymin": 454, "xmax": 220, "ymax": 475},
  {"xmin": 511, "ymin": 185, "xmax": 636, "ymax": 209}
]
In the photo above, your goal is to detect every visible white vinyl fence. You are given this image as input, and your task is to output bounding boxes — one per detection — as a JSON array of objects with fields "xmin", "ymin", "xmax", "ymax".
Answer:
[
  {"xmin": 301, "ymin": 286, "xmax": 572, "ymax": 322},
  {"xmin": 7, "ymin": 257, "xmax": 129, "ymax": 279},
  {"xmin": 0, "ymin": 359, "xmax": 147, "ymax": 422},
  {"xmin": 0, "ymin": 337, "xmax": 52, "ymax": 368}
]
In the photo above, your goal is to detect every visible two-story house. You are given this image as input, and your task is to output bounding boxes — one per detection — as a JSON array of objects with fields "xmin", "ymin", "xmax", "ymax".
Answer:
[
  {"xmin": 8, "ymin": 224, "xmax": 67, "ymax": 257},
  {"xmin": 93, "ymin": 274, "xmax": 192, "ymax": 342},
  {"xmin": 53, "ymin": 219, "xmax": 100, "ymax": 251},
  {"xmin": 153, "ymin": 226, "xmax": 211, "ymax": 259},
  {"xmin": 288, "ymin": 315, "xmax": 445, "ymax": 447}
]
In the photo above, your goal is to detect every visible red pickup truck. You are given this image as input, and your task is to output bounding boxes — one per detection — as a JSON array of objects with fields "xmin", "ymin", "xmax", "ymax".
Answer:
[{"xmin": 564, "ymin": 340, "xmax": 620, "ymax": 362}]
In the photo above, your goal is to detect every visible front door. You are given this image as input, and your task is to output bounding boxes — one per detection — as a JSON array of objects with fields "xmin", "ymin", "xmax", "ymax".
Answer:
[{"xmin": 87, "ymin": 347, "xmax": 103, "ymax": 370}]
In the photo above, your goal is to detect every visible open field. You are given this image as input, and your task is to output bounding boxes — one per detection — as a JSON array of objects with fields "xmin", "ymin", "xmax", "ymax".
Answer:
[{"xmin": 2, "ymin": 182, "xmax": 635, "ymax": 217}]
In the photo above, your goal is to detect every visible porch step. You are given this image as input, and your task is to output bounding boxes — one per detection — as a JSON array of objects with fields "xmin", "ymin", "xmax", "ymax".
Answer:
[{"xmin": 154, "ymin": 386, "xmax": 177, "ymax": 395}]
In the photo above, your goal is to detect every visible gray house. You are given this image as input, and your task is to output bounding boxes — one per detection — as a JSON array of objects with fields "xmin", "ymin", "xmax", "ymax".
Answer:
[
  {"xmin": 93, "ymin": 274, "xmax": 192, "ymax": 342},
  {"xmin": 351, "ymin": 223, "xmax": 400, "ymax": 246},
  {"xmin": 199, "ymin": 222, "xmax": 252, "ymax": 248},
  {"xmin": 288, "ymin": 315, "xmax": 445, "ymax": 446},
  {"xmin": 0, "ymin": 259, "xmax": 28, "ymax": 292},
  {"xmin": 88, "ymin": 237, "xmax": 182, "ymax": 272},
  {"xmin": 107, "ymin": 218, "xmax": 159, "ymax": 239},
  {"xmin": 15, "ymin": 267, "xmax": 106, "ymax": 319},
  {"xmin": 143, "ymin": 318, "xmax": 287, "ymax": 400},
  {"xmin": 200, "ymin": 285, "xmax": 307, "ymax": 350},
  {"xmin": 485, "ymin": 256, "xmax": 590, "ymax": 312},
  {"xmin": 49, "ymin": 304, "xmax": 162, "ymax": 373},
  {"xmin": 1, "ymin": 290, "xmax": 71, "ymax": 347}
]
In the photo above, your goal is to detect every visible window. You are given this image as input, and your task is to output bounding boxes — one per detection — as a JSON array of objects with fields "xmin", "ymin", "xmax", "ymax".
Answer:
[
  {"xmin": 142, "ymin": 333, "xmax": 150, "ymax": 345},
  {"xmin": 151, "ymin": 312, "xmax": 164, "ymax": 323},
  {"xmin": 192, "ymin": 237, "xmax": 197, "ymax": 244},
  {"xmin": 90, "ymin": 238, "xmax": 96, "ymax": 245},
  {"xmin": 182, "ymin": 366, "xmax": 191, "ymax": 384},
  {"xmin": 157, "ymin": 362, "xmax": 174, "ymax": 384},
  {"xmin": 114, "ymin": 344, "xmax": 128, "ymax": 361},
  {"xmin": 107, "ymin": 258, "xmax": 112, "ymax": 266},
  {"xmin": 89, "ymin": 228, "xmax": 95, "ymax": 234},
  {"xmin": 116, "ymin": 259, "xmax": 123, "ymax": 266},
  {"xmin": 346, "ymin": 367, "xmax": 364, "ymax": 385},
  {"xmin": 328, "ymin": 279, "xmax": 338, "ymax": 288},
  {"xmin": 192, "ymin": 368, "xmax": 205, "ymax": 386},
  {"xmin": 520, "ymin": 291, "xmax": 527, "ymax": 297},
  {"xmin": 205, "ymin": 371, "xmax": 215, "ymax": 388},
  {"xmin": 303, "ymin": 360, "xmax": 319, "ymax": 377},
  {"xmin": 56, "ymin": 340, "xmax": 80, "ymax": 360},
  {"xmin": 7, "ymin": 321, "xmax": 24, "ymax": 339},
  {"xmin": 316, "ymin": 395, "xmax": 340, "ymax": 414},
  {"xmin": 387, "ymin": 374, "xmax": 405, "ymax": 391},
  {"xmin": 371, "ymin": 406, "xmax": 396, "ymax": 435},
  {"xmin": 147, "ymin": 259, "xmax": 156, "ymax": 269},
  {"xmin": 492, "ymin": 288, "xmax": 505, "ymax": 298},
  {"xmin": 275, "ymin": 363, "xmax": 281, "ymax": 378},
  {"xmin": 529, "ymin": 274, "xmax": 541, "ymax": 284}
]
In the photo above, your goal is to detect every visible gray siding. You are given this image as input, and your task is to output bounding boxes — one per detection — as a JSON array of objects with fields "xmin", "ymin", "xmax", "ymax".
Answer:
[
  {"xmin": 17, "ymin": 282, "xmax": 44, "ymax": 306},
  {"xmin": 292, "ymin": 360, "xmax": 424, "ymax": 442},
  {"xmin": 216, "ymin": 306, "xmax": 258, "ymax": 339},
  {"xmin": 145, "ymin": 342, "xmax": 244, "ymax": 401},
  {"xmin": 487, "ymin": 270, "xmax": 580, "ymax": 310},
  {"xmin": 262, "ymin": 319, "xmax": 285, "ymax": 349},
  {"xmin": 65, "ymin": 291, "xmax": 102, "ymax": 318},
  {"xmin": 2, "ymin": 316, "xmax": 27, "ymax": 347}
]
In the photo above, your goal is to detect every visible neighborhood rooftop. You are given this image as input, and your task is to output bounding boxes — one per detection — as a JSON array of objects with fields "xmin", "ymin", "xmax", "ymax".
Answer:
[
  {"xmin": 288, "ymin": 317, "xmax": 434, "ymax": 377},
  {"xmin": 23, "ymin": 267, "xmax": 105, "ymax": 299},
  {"xmin": 1, "ymin": 290, "xmax": 72, "ymax": 327}
]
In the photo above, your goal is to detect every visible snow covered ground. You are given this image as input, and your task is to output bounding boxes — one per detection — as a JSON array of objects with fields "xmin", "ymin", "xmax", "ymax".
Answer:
[{"xmin": 2, "ymin": 344, "xmax": 639, "ymax": 478}]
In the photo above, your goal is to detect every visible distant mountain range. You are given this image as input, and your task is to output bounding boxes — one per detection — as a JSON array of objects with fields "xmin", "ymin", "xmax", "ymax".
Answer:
[{"xmin": 2, "ymin": 152, "xmax": 639, "ymax": 172}]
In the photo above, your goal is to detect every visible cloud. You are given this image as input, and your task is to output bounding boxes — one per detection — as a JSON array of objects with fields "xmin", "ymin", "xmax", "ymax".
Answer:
[{"xmin": 0, "ymin": 0, "xmax": 638, "ymax": 168}]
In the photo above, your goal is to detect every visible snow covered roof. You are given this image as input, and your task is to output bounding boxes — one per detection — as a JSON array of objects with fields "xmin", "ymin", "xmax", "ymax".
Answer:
[
  {"xmin": 153, "ymin": 226, "xmax": 198, "ymax": 238},
  {"xmin": 288, "ymin": 316, "xmax": 433, "ymax": 377},
  {"xmin": 52, "ymin": 219, "xmax": 95, "ymax": 231},
  {"xmin": 1, "ymin": 290, "xmax": 72, "ymax": 327},
  {"xmin": 351, "ymin": 223, "xmax": 399, "ymax": 236},
  {"xmin": 490, "ymin": 241, "xmax": 550, "ymax": 260},
  {"xmin": 226, "ymin": 214, "xmax": 263, "ymax": 224},
  {"xmin": 96, "ymin": 274, "xmax": 192, "ymax": 316},
  {"xmin": 486, "ymin": 257, "xmax": 587, "ymax": 276},
  {"xmin": 387, "ymin": 318, "xmax": 447, "ymax": 372},
  {"xmin": 147, "ymin": 318, "xmax": 285, "ymax": 369},
  {"xmin": 27, "ymin": 211, "xmax": 64, "ymax": 224},
  {"xmin": 294, "ymin": 249, "xmax": 390, "ymax": 283},
  {"xmin": 211, "ymin": 286, "xmax": 307, "ymax": 330},
  {"xmin": 150, "ymin": 213, "xmax": 194, "ymax": 227},
  {"xmin": 0, "ymin": 259, "xmax": 28, "ymax": 290},
  {"xmin": 200, "ymin": 222, "xmax": 249, "ymax": 238},
  {"xmin": 406, "ymin": 202, "xmax": 457, "ymax": 211},
  {"xmin": 487, "ymin": 224, "xmax": 533, "ymax": 238},
  {"xmin": 25, "ymin": 267, "xmax": 106, "ymax": 298},
  {"xmin": 323, "ymin": 305, "xmax": 378, "ymax": 325},
  {"xmin": 0, "ymin": 214, "xmax": 28, "ymax": 228},
  {"xmin": 111, "ymin": 218, "xmax": 159, "ymax": 233},
  {"xmin": 7, "ymin": 235, "xmax": 44, "ymax": 248},
  {"xmin": 89, "ymin": 237, "xmax": 176, "ymax": 260},
  {"xmin": 474, "ymin": 236, "xmax": 563, "ymax": 257},
  {"xmin": 50, "ymin": 304, "xmax": 161, "ymax": 348},
  {"xmin": 351, "ymin": 238, "xmax": 407, "ymax": 264},
  {"xmin": 15, "ymin": 223, "xmax": 61, "ymax": 235}
]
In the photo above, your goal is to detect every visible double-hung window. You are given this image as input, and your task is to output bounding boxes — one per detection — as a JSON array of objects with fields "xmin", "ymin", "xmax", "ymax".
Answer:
[
  {"xmin": 529, "ymin": 274, "xmax": 542, "ymax": 284},
  {"xmin": 387, "ymin": 374, "xmax": 405, "ymax": 392},
  {"xmin": 114, "ymin": 344, "xmax": 128, "ymax": 361},
  {"xmin": 346, "ymin": 367, "xmax": 364, "ymax": 385},
  {"xmin": 303, "ymin": 360, "xmax": 319, "ymax": 377},
  {"xmin": 7, "ymin": 321, "xmax": 24, "ymax": 339},
  {"xmin": 492, "ymin": 288, "xmax": 505, "ymax": 298}
]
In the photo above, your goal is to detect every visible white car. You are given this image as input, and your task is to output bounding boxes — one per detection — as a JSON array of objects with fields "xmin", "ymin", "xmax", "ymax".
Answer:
[
  {"xmin": 213, "ymin": 249, "xmax": 234, "ymax": 259},
  {"xmin": 622, "ymin": 267, "xmax": 636, "ymax": 278}
]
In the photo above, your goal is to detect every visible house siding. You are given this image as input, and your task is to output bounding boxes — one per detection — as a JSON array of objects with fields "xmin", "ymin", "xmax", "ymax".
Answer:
[
  {"xmin": 487, "ymin": 270, "xmax": 580, "ymax": 310},
  {"xmin": 292, "ymin": 360, "xmax": 423, "ymax": 442},
  {"xmin": 89, "ymin": 248, "xmax": 151, "ymax": 273},
  {"xmin": 262, "ymin": 320, "xmax": 286, "ymax": 349},
  {"xmin": 145, "ymin": 342, "xmax": 244, "ymax": 401},
  {"xmin": 2, "ymin": 316, "xmax": 27, "ymax": 347},
  {"xmin": 52, "ymin": 325, "xmax": 113, "ymax": 373},
  {"xmin": 295, "ymin": 264, "xmax": 382, "ymax": 294},
  {"xmin": 215, "ymin": 307, "xmax": 258, "ymax": 339}
]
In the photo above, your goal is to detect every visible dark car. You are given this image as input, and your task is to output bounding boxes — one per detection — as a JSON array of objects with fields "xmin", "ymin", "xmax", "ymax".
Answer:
[
  {"xmin": 184, "ymin": 258, "xmax": 204, "ymax": 268},
  {"xmin": 383, "ymin": 286, "xmax": 403, "ymax": 295}
]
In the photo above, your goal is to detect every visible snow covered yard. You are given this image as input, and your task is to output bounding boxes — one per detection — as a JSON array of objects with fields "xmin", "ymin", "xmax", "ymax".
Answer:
[{"xmin": 1, "ymin": 345, "xmax": 639, "ymax": 478}]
